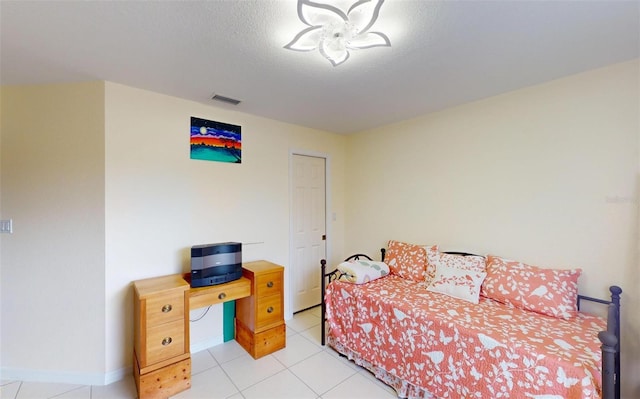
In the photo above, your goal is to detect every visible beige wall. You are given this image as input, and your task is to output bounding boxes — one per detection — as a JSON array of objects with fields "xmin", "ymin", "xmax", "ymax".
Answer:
[
  {"xmin": 103, "ymin": 82, "xmax": 347, "ymax": 376},
  {"xmin": 1, "ymin": 60, "xmax": 638, "ymax": 396},
  {"xmin": 0, "ymin": 81, "xmax": 347, "ymax": 383},
  {"xmin": 0, "ymin": 82, "xmax": 106, "ymax": 382},
  {"xmin": 345, "ymin": 59, "xmax": 639, "ymax": 397}
]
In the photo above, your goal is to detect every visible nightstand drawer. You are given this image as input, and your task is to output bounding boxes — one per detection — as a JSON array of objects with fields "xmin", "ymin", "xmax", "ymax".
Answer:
[
  {"xmin": 146, "ymin": 319, "xmax": 186, "ymax": 365},
  {"xmin": 255, "ymin": 294, "xmax": 283, "ymax": 330},
  {"xmin": 236, "ymin": 320, "xmax": 286, "ymax": 359},
  {"xmin": 135, "ymin": 355, "xmax": 191, "ymax": 399},
  {"xmin": 146, "ymin": 291, "xmax": 185, "ymax": 326},
  {"xmin": 255, "ymin": 272, "xmax": 282, "ymax": 297}
]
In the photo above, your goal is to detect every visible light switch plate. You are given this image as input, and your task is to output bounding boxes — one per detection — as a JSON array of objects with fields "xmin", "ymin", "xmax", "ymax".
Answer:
[{"xmin": 0, "ymin": 219, "xmax": 13, "ymax": 234}]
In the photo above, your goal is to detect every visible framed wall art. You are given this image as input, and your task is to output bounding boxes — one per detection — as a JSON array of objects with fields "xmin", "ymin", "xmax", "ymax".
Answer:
[{"xmin": 190, "ymin": 117, "xmax": 241, "ymax": 163}]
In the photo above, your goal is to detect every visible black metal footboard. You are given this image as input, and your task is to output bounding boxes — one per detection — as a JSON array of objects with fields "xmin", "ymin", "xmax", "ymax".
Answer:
[
  {"xmin": 320, "ymin": 252, "xmax": 376, "ymax": 346},
  {"xmin": 578, "ymin": 286, "xmax": 622, "ymax": 399}
]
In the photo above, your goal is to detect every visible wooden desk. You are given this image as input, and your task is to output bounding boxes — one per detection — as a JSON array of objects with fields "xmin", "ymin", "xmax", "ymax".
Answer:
[{"xmin": 132, "ymin": 270, "xmax": 253, "ymax": 399}]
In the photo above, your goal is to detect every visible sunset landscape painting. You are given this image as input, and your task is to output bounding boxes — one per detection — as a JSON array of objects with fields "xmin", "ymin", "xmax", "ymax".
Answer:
[{"xmin": 190, "ymin": 117, "xmax": 242, "ymax": 163}]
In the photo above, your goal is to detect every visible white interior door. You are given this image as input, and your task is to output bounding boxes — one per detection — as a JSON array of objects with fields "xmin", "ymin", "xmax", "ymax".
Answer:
[{"xmin": 291, "ymin": 154, "xmax": 326, "ymax": 313}]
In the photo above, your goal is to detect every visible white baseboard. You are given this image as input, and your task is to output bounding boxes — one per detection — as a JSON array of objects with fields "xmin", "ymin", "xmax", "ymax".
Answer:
[
  {"xmin": 0, "ymin": 366, "xmax": 130, "ymax": 386},
  {"xmin": 1, "ymin": 344, "xmax": 226, "ymax": 387},
  {"xmin": 104, "ymin": 365, "xmax": 132, "ymax": 385},
  {"xmin": 190, "ymin": 336, "xmax": 223, "ymax": 354}
]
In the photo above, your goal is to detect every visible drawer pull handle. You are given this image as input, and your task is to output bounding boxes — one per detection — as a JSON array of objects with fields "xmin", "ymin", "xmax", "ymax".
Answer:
[
  {"xmin": 267, "ymin": 306, "xmax": 274, "ymax": 313},
  {"xmin": 267, "ymin": 281, "xmax": 274, "ymax": 288},
  {"xmin": 161, "ymin": 304, "xmax": 173, "ymax": 313},
  {"xmin": 162, "ymin": 337, "xmax": 173, "ymax": 346},
  {"xmin": 218, "ymin": 292, "xmax": 226, "ymax": 300}
]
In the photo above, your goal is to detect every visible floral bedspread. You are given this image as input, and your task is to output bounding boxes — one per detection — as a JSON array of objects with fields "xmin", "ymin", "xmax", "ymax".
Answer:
[{"xmin": 325, "ymin": 275, "xmax": 606, "ymax": 399}]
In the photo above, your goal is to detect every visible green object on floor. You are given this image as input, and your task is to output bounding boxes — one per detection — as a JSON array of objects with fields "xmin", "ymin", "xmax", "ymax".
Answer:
[{"xmin": 223, "ymin": 300, "xmax": 235, "ymax": 342}]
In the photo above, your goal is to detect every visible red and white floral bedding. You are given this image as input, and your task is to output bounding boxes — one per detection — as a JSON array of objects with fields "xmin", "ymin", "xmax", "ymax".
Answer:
[{"xmin": 325, "ymin": 275, "xmax": 606, "ymax": 399}]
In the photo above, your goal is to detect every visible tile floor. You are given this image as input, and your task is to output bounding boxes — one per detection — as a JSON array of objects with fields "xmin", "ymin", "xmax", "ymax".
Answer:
[{"xmin": 0, "ymin": 306, "xmax": 397, "ymax": 399}]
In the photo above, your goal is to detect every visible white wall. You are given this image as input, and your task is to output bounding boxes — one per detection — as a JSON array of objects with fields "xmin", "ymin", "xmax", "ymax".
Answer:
[
  {"xmin": 1, "ymin": 60, "xmax": 638, "ymax": 396},
  {"xmin": 345, "ymin": 59, "xmax": 639, "ymax": 397},
  {"xmin": 0, "ymin": 81, "xmax": 346, "ymax": 384},
  {"xmin": 0, "ymin": 82, "xmax": 106, "ymax": 383},
  {"xmin": 104, "ymin": 82, "xmax": 347, "ymax": 377}
]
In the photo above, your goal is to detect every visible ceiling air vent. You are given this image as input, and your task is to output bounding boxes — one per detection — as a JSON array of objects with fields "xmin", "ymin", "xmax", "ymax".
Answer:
[{"xmin": 211, "ymin": 94, "xmax": 241, "ymax": 105}]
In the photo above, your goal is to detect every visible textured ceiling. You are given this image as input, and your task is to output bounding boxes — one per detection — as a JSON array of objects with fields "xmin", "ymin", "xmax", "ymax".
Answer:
[{"xmin": 1, "ymin": 0, "xmax": 638, "ymax": 134}]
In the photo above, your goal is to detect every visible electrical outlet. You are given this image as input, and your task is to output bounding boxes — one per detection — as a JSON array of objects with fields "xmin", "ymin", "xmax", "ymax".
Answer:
[{"xmin": 0, "ymin": 219, "xmax": 13, "ymax": 234}]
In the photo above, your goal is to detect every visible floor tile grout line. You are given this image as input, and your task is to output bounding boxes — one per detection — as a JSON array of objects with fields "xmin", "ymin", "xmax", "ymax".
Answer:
[
  {"xmin": 271, "ymin": 343, "xmax": 323, "ymax": 370},
  {"xmin": 314, "ymin": 366, "xmax": 360, "ymax": 398},
  {"xmin": 230, "ymin": 354, "xmax": 289, "ymax": 395},
  {"xmin": 48, "ymin": 384, "xmax": 86, "ymax": 399},
  {"xmin": 13, "ymin": 381, "xmax": 22, "ymax": 399},
  {"xmin": 206, "ymin": 345, "xmax": 246, "ymax": 368},
  {"xmin": 280, "ymin": 362, "xmax": 325, "ymax": 397},
  {"xmin": 189, "ymin": 348, "xmax": 225, "ymax": 377},
  {"xmin": 283, "ymin": 348, "xmax": 361, "ymax": 398},
  {"xmin": 205, "ymin": 347, "xmax": 223, "ymax": 368},
  {"xmin": 295, "ymin": 325, "xmax": 324, "ymax": 348},
  {"xmin": 217, "ymin": 360, "xmax": 244, "ymax": 398},
  {"xmin": 255, "ymin": 352, "xmax": 351, "ymax": 399},
  {"xmin": 232, "ymin": 345, "xmax": 340, "ymax": 398},
  {"xmin": 190, "ymin": 361, "xmax": 220, "ymax": 377}
]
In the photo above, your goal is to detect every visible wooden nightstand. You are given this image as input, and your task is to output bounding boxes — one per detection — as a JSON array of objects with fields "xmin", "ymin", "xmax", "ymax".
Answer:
[
  {"xmin": 133, "ymin": 275, "xmax": 191, "ymax": 399},
  {"xmin": 235, "ymin": 261, "xmax": 286, "ymax": 358}
]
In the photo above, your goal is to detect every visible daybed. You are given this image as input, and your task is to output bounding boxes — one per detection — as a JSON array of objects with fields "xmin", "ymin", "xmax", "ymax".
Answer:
[{"xmin": 320, "ymin": 241, "xmax": 621, "ymax": 399}]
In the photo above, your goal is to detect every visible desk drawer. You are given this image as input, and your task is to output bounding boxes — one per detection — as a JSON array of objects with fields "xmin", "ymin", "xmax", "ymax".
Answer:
[
  {"xmin": 255, "ymin": 272, "xmax": 282, "ymax": 297},
  {"xmin": 189, "ymin": 277, "xmax": 251, "ymax": 310},
  {"xmin": 255, "ymin": 294, "xmax": 283, "ymax": 330},
  {"xmin": 146, "ymin": 319, "xmax": 186, "ymax": 365},
  {"xmin": 146, "ymin": 291, "xmax": 184, "ymax": 326}
]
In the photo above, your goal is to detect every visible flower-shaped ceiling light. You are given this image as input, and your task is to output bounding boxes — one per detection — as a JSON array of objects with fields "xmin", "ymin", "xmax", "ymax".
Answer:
[{"xmin": 284, "ymin": 0, "xmax": 391, "ymax": 66}]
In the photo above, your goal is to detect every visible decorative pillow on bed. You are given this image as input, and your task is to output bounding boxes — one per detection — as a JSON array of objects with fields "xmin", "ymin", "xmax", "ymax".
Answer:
[
  {"xmin": 337, "ymin": 259, "xmax": 389, "ymax": 284},
  {"xmin": 426, "ymin": 248, "xmax": 486, "ymax": 285},
  {"xmin": 481, "ymin": 255, "xmax": 582, "ymax": 319},
  {"xmin": 426, "ymin": 264, "xmax": 487, "ymax": 304},
  {"xmin": 385, "ymin": 240, "xmax": 435, "ymax": 282}
]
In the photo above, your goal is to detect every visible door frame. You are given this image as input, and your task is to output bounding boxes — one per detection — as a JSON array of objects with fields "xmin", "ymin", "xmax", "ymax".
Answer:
[{"xmin": 287, "ymin": 149, "xmax": 331, "ymax": 320}]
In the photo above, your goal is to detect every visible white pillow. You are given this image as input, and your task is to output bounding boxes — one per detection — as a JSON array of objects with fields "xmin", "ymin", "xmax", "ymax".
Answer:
[
  {"xmin": 427, "ymin": 264, "xmax": 487, "ymax": 304},
  {"xmin": 337, "ymin": 260, "xmax": 389, "ymax": 284}
]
